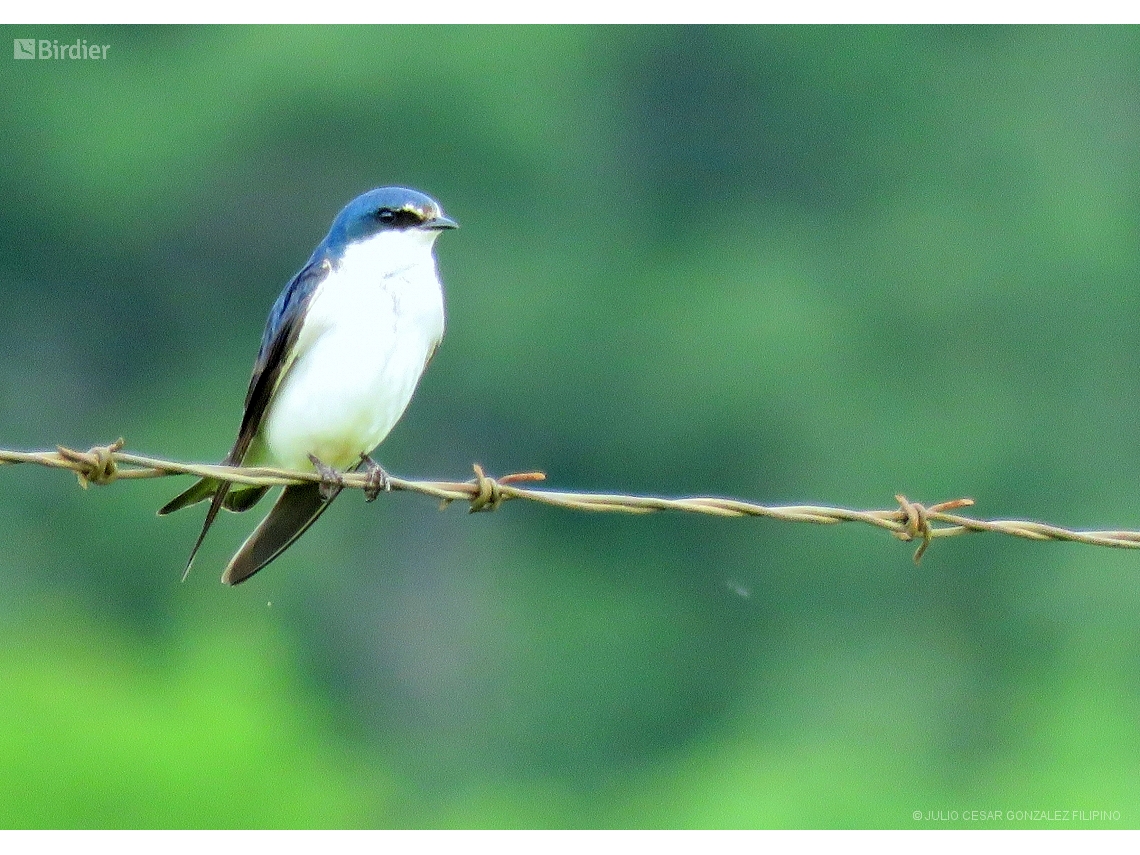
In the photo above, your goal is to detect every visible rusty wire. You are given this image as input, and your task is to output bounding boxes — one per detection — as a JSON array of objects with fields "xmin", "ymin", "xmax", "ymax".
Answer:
[{"xmin": 4, "ymin": 439, "xmax": 1140, "ymax": 564}]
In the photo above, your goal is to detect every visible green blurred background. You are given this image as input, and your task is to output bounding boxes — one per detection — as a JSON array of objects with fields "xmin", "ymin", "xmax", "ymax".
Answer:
[{"xmin": 1, "ymin": 25, "xmax": 1138, "ymax": 829}]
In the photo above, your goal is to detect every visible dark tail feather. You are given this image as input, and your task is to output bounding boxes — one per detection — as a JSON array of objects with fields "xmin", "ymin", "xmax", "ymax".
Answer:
[
  {"xmin": 221, "ymin": 482, "xmax": 339, "ymax": 586},
  {"xmin": 181, "ymin": 484, "xmax": 232, "ymax": 581},
  {"xmin": 158, "ymin": 477, "xmax": 220, "ymax": 515}
]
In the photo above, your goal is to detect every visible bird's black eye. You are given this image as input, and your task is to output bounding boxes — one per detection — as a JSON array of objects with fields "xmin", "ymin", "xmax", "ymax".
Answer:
[{"xmin": 375, "ymin": 207, "xmax": 423, "ymax": 229}]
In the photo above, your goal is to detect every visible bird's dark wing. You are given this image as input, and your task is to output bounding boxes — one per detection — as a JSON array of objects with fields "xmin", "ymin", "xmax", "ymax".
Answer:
[
  {"xmin": 232, "ymin": 255, "xmax": 334, "ymax": 466},
  {"xmin": 162, "ymin": 255, "xmax": 333, "ymax": 578},
  {"xmin": 223, "ymin": 485, "xmax": 271, "ymax": 512},
  {"xmin": 157, "ymin": 475, "xmax": 221, "ymax": 515},
  {"xmin": 157, "ymin": 480, "xmax": 269, "ymax": 515}
]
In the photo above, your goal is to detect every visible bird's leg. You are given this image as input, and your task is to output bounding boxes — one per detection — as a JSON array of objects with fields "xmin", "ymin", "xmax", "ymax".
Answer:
[
  {"xmin": 359, "ymin": 453, "xmax": 392, "ymax": 502},
  {"xmin": 308, "ymin": 453, "xmax": 344, "ymax": 502}
]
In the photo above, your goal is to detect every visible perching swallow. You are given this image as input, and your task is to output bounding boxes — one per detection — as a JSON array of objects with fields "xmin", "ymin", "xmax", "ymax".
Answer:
[{"xmin": 159, "ymin": 187, "xmax": 455, "ymax": 585}]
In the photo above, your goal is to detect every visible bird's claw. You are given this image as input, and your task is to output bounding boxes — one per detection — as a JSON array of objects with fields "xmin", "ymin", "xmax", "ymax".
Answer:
[
  {"xmin": 360, "ymin": 453, "xmax": 392, "ymax": 502},
  {"xmin": 308, "ymin": 454, "xmax": 344, "ymax": 502}
]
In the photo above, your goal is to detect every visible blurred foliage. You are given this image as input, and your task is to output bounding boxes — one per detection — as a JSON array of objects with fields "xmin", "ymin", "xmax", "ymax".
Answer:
[{"xmin": 1, "ymin": 25, "xmax": 1139, "ymax": 828}]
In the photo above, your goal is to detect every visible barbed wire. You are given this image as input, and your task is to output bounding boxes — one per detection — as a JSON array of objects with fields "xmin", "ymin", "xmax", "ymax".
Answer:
[{"xmin": 3, "ymin": 438, "xmax": 1140, "ymax": 564}]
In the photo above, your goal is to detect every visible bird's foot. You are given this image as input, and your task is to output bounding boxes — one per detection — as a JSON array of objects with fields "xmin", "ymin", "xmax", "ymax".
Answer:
[
  {"xmin": 308, "ymin": 454, "xmax": 344, "ymax": 502},
  {"xmin": 359, "ymin": 453, "xmax": 392, "ymax": 502}
]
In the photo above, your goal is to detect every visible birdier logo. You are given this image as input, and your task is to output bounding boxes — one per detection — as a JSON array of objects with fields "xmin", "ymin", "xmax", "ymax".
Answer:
[{"xmin": 13, "ymin": 38, "xmax": 110, "ymax": 60}]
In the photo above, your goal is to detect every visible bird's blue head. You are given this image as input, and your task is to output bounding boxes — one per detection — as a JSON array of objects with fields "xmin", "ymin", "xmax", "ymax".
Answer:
[{"xmin": 322, "ymin": 187, "xmax": 457, "ymax": 257}]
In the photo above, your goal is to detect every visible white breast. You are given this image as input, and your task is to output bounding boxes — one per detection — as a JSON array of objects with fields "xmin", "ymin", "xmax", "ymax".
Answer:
[{"xmin": 255, "ymin": 228, "xmax": 446, "ymax": 471}]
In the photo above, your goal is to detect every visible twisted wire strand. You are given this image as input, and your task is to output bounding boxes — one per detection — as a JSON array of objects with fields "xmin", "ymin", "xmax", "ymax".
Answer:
[{"xmin": 3, "ymin": 439, "xmax": 1139, "ymax": 563}]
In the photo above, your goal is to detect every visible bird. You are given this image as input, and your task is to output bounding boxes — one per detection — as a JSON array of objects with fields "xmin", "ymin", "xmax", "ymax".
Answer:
[{"xmin": 159, "ymin": 186, "xmax": 456, "ymax": 585}]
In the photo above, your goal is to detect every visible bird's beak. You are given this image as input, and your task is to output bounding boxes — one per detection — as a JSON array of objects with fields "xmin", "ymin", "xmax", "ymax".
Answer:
[{"xmin": 424, "ymin": 214, "xmax": 458, "ymax": 230}]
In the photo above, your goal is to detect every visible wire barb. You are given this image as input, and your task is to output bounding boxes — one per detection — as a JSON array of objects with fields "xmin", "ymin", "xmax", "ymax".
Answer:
[
  {"xmin": 2, "ymin": 439, "xmax": 1140, "ymax": 563},
  {"xmin": 467, "ymin": 464, "xmax": 504, "ymax": 513},
  {"xmin": 894, "ymin": 494, "xmax": 933, "ymax": 564},
  {"xmin": 55, "ymin": 438, "xmax": 125, "ymax": 488}
]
